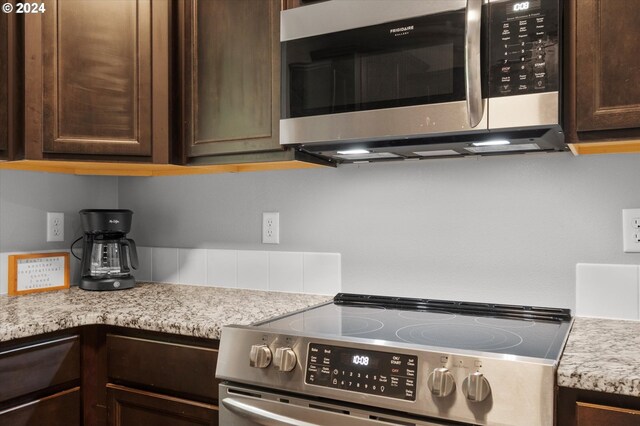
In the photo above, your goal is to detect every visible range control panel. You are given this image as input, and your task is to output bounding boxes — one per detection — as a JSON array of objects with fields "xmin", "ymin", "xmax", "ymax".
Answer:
[
  {"xmin": 489, "ymin": 0, "xmax": 559, "ymax": 97},
  {"xmin": 305, "ymin": 343, "xmax": 417, "ymax": 401}
]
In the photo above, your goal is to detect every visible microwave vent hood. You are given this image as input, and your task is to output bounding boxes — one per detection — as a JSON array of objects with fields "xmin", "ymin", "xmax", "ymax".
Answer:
[
  {"xmin": 279, "ymin": 0, "xmax": 567, "ymax": 165},
  {"xmin": 288, "ymin": 127, "xmax": 566, "ymax": 165}
]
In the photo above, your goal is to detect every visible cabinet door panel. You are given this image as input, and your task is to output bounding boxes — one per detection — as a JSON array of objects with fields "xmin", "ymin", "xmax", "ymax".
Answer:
[
  {"xmin": 577, "ymin": 402, "xmax": 640, "ymax": 426},
  {"xmin": 56, "ymin": 0, "xmax": 139, "ymax": 141},
  {"xmin": 41, "ymin": 0, "xmax": 151, "ymax": 156},
  {"xmin": 107, "ymin": 384, "xmax": 218, "ymax": 426},
  {"xmin": 107, "ymin": 334, "xmax": 219, "ymax": 400},
  {"xmin": 0, "ymin": 387, "xmax": 81, "ymax": 426},
  {"xmin": 576, "ymin": 0, "xmax": 640, "ymax": 131},
  {"xmin": 184, "ymin": 0, "xmax": 281, "ymax": 157}
]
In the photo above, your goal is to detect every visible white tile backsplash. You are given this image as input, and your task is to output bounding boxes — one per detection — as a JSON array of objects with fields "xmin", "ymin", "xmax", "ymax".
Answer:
[
  {"xmin": 269, "ymin": 252, "xmax": 303, "ymax": 293},
  {"xmin": 303, "ymin": 253, "xmax": 341, "ymax": 295},
  {"xmin": 207, "ymin": 249, "xmax": 237, "ymax": 288},
  {"xmin": 135, "ymin": 246, "xmax": 152, "ymax": 282},
  {"xmin": 576, "ymin": 263, "xmax": 640, "ymax": 320},
  {"xmin": 237, "ymin": 251, "xmax": 270, "ymax": 290},
  {"xmin": 178, "ymin": 249, "xmax": 207, "ymax": 285},
  {"xmin": 67, "ymin": 245, "xmax": 341, "ymax": 295},
  {"xmin": 151, "ymin": 247, "xmax": 179, "ymax": 284}
]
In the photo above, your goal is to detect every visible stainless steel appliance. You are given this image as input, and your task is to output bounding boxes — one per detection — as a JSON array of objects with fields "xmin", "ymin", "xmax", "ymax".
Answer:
[
  {"xmin": 217, "ymin": 293, "xmax": 572, "ymax": 425},
  {"xmin": 280, "ymin": 0, "xmax": 565, "ymax": 163},
  {"xmin": 72, "ymin": 209, "xmax": 139, "ymax": 291}
]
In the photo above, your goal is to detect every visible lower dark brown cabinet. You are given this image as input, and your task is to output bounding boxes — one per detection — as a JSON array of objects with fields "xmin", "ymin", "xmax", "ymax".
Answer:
[
  {"xmin": 107, "ymin": 384, "xmax": 218, "ymax": 426},
  {"xmin": 558, "ymin": 387, "xmax": 640, "ymax": 426},
  {"xmin": 0, "ymin": 387, "xmax": 81, "ymax": 426},
  {"xmin": 576, "ymin": 402, "xmax": 640, "ymax": 426}
]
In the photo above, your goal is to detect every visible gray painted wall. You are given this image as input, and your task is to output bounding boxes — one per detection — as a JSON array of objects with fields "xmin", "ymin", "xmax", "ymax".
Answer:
[
  {"xmin": 0, "ymin": 170, "xmax": 118, "ymax": 252},
  {"xmin": 118, "ymin": 152, "xmax": 640, "ymax": 310},
  {"xmin": 0, "ymin": 170, "xmax": 118, "ymax": 293}
]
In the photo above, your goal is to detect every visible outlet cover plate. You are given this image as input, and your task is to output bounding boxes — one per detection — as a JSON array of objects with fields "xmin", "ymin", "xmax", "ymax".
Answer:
[
  {"xmin": 622, "ymin": 208, "xmax": 640, "ymax": 253},
  {"xmin": 47, "ymin": 212, "xmax": 64, "ymax": 242},
  {"xmin": 262, "ymin": 212, "xmax": 280, "ymax": 244}
]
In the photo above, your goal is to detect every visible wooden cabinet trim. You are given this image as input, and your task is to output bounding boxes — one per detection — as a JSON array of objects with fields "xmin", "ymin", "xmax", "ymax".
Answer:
[{"xmin": 577, "ymin": 401, "xmax": 640, "ymax": 416}]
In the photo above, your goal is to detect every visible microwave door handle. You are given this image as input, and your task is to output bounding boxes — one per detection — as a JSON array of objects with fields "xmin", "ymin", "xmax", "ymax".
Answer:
[{"xmin": 465, "ymin": 0, "xmax": 484, "ymax": 128}]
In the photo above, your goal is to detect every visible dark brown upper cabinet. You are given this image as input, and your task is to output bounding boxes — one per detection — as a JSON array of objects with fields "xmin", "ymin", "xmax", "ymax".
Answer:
[
  {"xmin": 565, "ymin": 0, "xmax": 640, "ymax": 149},
  {"xmin": 0, "ymin": 7, "xmax": 23, "ymax": 160},
  {"xmin": 179, "ymin": 0, "xmax": 284, "ymax": 164},
  {"xmin": 24, "ymin": 0, "xmax": 170, "ymax": 163}
]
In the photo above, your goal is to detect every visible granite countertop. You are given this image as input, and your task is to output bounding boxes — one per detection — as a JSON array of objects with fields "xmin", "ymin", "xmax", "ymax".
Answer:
[
  {"xmin": 557, "ymin": 317, "xmax": 640, "ymax": 397},
  {"xmin": 0, "ymin": 283, "xmax": 332, "ymax": 342}
]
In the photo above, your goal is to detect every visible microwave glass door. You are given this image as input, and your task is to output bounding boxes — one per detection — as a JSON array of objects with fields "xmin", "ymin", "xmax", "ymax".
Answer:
[{"xmin": 282, "ymin": 10, "xmax": 466, "ymax": 119}]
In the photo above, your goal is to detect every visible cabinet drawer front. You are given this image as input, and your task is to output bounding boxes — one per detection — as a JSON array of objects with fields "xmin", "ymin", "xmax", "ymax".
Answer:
[
  {"xmin": 577, "ymin": 401, "xmax": 640, "ymax": 426},
  {"xmin": 0, "ymin": 387, "xmax": 80, "ymax": 426},
  {"xmin": 107, "ymin": 384, "xmax": 218, "ymax": 426},
  {"xmin": 107, "ymin": 334, "xmax": 219, "ymax": 400},
  {"xmin": 0, "ymin": 335, "xmax": 80, "ymax": 402}
]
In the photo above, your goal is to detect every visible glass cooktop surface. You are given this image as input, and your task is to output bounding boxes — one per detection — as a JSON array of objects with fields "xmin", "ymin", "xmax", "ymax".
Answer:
[{"xmin": 257, "ymin": 297, "xmax": 572, "ymax": 361}]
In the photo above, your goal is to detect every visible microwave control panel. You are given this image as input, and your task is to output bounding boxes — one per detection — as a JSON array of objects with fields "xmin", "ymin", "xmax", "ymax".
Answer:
[
  {"xmin": 489, "ymin": 0, "xmax": 559, "ymax": 97},
  {"xmin": 305, "ymin": 343, "xmax": 417, "ymax": 401}
]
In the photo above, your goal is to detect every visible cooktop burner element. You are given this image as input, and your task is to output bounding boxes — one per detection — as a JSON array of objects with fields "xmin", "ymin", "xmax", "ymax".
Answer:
[
  {"xmin": 288, "ymin": 315, "xmax": 385, "ymax": 335},
  {"xmin": 395, "ymin": 323, "xmax": 524, "ymax": 352},
  {"xmin": 217, "ymin": 292, "xmax": 573, "ymax": 426}
]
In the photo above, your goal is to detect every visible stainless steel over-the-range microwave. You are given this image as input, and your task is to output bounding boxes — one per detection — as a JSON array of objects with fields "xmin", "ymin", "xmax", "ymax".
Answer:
[{"xmin": 280, "ymin": 0, "xmax": 566, "ymax": 163}]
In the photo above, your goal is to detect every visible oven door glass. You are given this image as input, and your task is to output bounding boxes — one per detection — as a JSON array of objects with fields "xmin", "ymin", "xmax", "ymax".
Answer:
[{"xmin": 282, "ymin": 10, "xmax": 466, "ymax": 119}]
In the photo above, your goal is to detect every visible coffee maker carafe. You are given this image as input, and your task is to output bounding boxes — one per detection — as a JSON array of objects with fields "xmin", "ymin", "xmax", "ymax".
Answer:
[{"xmin": 73, "ymin": 209, "xmax": 139, "ymax": 291}]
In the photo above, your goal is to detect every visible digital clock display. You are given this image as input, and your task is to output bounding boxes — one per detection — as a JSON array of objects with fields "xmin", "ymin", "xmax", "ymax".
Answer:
[
  {"xmin": 339, "ymin": 351, "xmax": 379, "ymax": 370},
  {"xmin": 507, "ymin": 0, "xmax": 541, "ymax": 14},
  {"xmin": 513, "ymin": 1, "xmax": 529, "ymax": 12},
  {"xmin": 352, "ymin": 355, "xmax": 370, "ymax": 366}
]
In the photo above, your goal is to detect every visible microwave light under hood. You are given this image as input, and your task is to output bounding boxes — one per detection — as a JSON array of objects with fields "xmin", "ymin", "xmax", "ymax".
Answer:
[
  {"xmin": 471, "ymin": 140, "xmax": 510, "ymax": 147},
  {"xmin": 336, "ymin": 149, "xmax": 371, "ymax": 155}
]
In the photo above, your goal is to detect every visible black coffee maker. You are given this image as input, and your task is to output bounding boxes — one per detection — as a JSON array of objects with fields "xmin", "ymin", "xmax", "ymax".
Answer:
[{"xmin": 72, "ymin": 209, "xmax": 139, "ymax": 291}]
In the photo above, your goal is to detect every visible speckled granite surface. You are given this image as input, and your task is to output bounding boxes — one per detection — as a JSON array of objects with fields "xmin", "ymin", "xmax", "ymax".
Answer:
[
  {"xmin": 0, "ymin": 283, "xmax": 332, "ymax": 342},
  {"xmin": 558, "ymin": 317, "xmax": 640, "ymax": 397}
]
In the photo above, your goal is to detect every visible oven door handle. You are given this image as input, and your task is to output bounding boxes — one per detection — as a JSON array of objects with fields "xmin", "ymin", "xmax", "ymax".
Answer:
[
  {"xmin": 465, "ymin": 0, "xmax": 484, "ymax": 128},
  {"xmin": 222, "ymin": 397, "xmax": 320, "ymax": 426}
]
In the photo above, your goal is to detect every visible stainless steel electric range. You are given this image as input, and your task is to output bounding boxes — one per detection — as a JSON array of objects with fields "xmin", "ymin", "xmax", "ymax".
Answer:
[{"xmin": 216, "ymin": 293, "xmax": 573, "ymax": 425}]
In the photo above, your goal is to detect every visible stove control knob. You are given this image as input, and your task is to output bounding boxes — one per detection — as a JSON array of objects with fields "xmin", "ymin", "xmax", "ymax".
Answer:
[
  {"xmin": 249, "ymin": 344, "xmax": 272, "ymax": 368},
  {"xmin": 462, "ymin": 372, "xmax": 491, "ymax": 402},
  {"xmin": 427, "ymin": 368, "xmax": 455, "ymax": 397},
  {"xmin": 274, "ymin": 347, "xmax": 297, "ymax": 372}
]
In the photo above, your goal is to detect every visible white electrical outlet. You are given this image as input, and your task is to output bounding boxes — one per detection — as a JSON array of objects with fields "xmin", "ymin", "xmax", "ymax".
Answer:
[
  {"xmin": 262, "ymin": 212, "xmax": 280, "ymax": 244},
  {"xmin": 47, "ymin": 212, "xmax": 64, "ymax": 242},
  {"xmin": 622, "ymin": 208, "xmax": 640, "ymax": 253}
]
